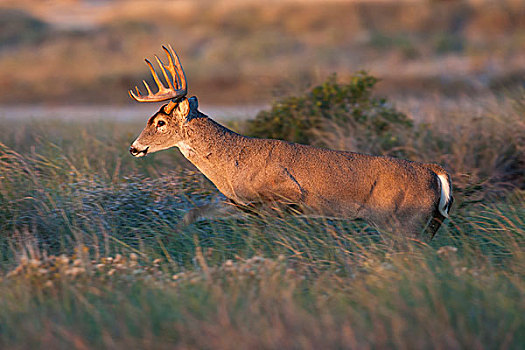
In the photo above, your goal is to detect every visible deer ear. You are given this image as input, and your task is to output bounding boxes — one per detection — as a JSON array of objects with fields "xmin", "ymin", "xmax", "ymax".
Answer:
[
  {"xmin": 177, "ymin": 96, "xmax": 199, "ymax": 124},
  {"xmin": 188, "ymin": 96, "xmax": 198, "ymax": 110},
  {"xmin": 176, "ymin": 98, "xmax": 190, "ymax": 118}
]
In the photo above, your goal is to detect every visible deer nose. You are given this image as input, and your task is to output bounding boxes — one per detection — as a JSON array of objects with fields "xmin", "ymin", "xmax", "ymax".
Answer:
[{"xmin": 129, "ymin": 146, "xmax": 148, "ymax": 157}]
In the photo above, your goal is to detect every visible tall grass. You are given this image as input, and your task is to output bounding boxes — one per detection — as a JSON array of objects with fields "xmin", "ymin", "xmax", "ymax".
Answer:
[
  {"xmin": 0, "ymin": 95, "xmax": 523, "ymax": 348},
  {"xmin": 0, "ymin": 199, "xmax": 523, "ymax": 349}
]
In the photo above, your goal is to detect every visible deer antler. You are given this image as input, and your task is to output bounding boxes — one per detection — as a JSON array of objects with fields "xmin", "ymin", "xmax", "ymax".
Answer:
[{"xmin": 129, "ymin": 45, "xmax": 187, "ymax": 113}]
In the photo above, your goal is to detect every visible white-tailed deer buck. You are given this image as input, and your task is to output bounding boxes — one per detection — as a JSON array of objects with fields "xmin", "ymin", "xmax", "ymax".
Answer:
[{"xmin": 129, "ymin": 45, "xmax": 453, "ymax": 238}]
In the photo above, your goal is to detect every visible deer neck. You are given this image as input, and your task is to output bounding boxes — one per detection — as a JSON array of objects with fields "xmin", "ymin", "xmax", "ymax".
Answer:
[{"xmin": 175, "ymin": 113, "xmax": 245, "ymax": 196}]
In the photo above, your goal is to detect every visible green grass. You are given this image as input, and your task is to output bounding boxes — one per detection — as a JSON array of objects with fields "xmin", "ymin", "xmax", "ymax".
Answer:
[{"xmin": 0, "ymin": 111, "xmax": 523, "ymax": 349}]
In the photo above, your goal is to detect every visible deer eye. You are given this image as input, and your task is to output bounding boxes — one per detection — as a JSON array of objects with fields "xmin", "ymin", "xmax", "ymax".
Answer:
[{"xmin": 157, "ymin": 120, "xmax": 166, "ymax": 127}]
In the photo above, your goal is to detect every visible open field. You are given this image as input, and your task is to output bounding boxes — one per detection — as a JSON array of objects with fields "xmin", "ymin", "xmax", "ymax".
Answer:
[
  {"xmin": 0, "ymin": 0, "xmax": 524, "ymax": 348},
  {"xmin": 0, "ymin": 88, "xmax": 523, "ymax": 348}
]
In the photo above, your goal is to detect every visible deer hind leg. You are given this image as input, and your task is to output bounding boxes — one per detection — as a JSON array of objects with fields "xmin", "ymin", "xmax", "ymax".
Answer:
[
  {"xmin": 181, "ymin": 200, "xmax": 242, "ymax": 226},
  {"xmin": 378, "ymin": 210, "xmax": 435, "ymax": 239},
  {"xmin": 423, "ymin": 209, "xmax": 447, "ymax": 240}
]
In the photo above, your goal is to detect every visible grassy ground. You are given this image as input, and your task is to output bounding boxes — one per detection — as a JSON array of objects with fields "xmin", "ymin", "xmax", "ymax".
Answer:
[{"xmin": 0, "ymin": 94, "xmax": 524, "ymax": 348}]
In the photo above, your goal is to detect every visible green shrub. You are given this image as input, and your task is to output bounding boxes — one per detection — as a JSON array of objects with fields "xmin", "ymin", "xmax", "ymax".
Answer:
[{"xmin": 246, "ymin": 72, "xmax": 413, "ymax": 154}]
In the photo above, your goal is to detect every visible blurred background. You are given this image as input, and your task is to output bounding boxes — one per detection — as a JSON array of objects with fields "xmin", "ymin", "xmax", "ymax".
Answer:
[{"xmin": 0, "ymin": 0, "xmax": 524, "ymax": 109}]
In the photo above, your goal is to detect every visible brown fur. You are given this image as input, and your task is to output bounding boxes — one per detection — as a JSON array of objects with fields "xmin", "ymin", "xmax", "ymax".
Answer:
[{"xmin": 131, "ymin": 97, "xmax": 453, "ymax": 238}]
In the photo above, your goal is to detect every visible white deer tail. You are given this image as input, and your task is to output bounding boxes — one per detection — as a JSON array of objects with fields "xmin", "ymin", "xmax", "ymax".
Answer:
[{"xmin": 437, "ymin": 174, "xmax": 453, "ymax": 218}]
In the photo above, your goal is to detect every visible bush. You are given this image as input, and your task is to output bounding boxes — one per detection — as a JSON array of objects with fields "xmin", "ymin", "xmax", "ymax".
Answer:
[
  {"xmin": 0, "ymin": 10, "xmax": 49, "ymax": 48},
  {"xmin": 246, "ymin": 72, "xmax": 413, "ymax": 154}
]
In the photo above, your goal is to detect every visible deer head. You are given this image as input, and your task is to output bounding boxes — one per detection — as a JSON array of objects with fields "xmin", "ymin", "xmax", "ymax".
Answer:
[{"xmin": 129, "ymin": 45, "xmax": 196, "ymax": 157}]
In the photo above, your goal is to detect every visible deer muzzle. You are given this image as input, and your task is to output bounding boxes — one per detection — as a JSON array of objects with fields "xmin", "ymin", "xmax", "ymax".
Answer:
[{"xmin": 129, "ymin": 145, "xmax": 149, "ymax": 157}]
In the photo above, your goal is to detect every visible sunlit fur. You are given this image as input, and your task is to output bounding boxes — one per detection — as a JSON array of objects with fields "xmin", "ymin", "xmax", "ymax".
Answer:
[{"xmin": 131, "ymin": 96, "xmax": 453, "ymax": 238}]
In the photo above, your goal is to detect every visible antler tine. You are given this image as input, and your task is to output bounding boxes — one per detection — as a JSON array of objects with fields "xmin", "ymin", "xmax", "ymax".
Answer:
[
  {"xmin": 161, "ymin": 46, "xmax": 179, "ymax": 89},
  {"xmin": 145, "ymin": 58, "xmax": 169, "ymax": 94},
  {"xmin": 129, "ymin": 87, "xmax": 140, "ymax": 101},
  {"xmin": 163, "ymin": 44, "xmax": 187, "ymax": 93},
  {"xmin": 142, "ymin": 80, "xmax": 153, "ymax": 95},
  {"xmin": 128, "ymin": 45, "xmax": 188, "ymax": 103},
  {"xmin": 154, "ymin": 54, "xmax": 174, "ymax": 90}
]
